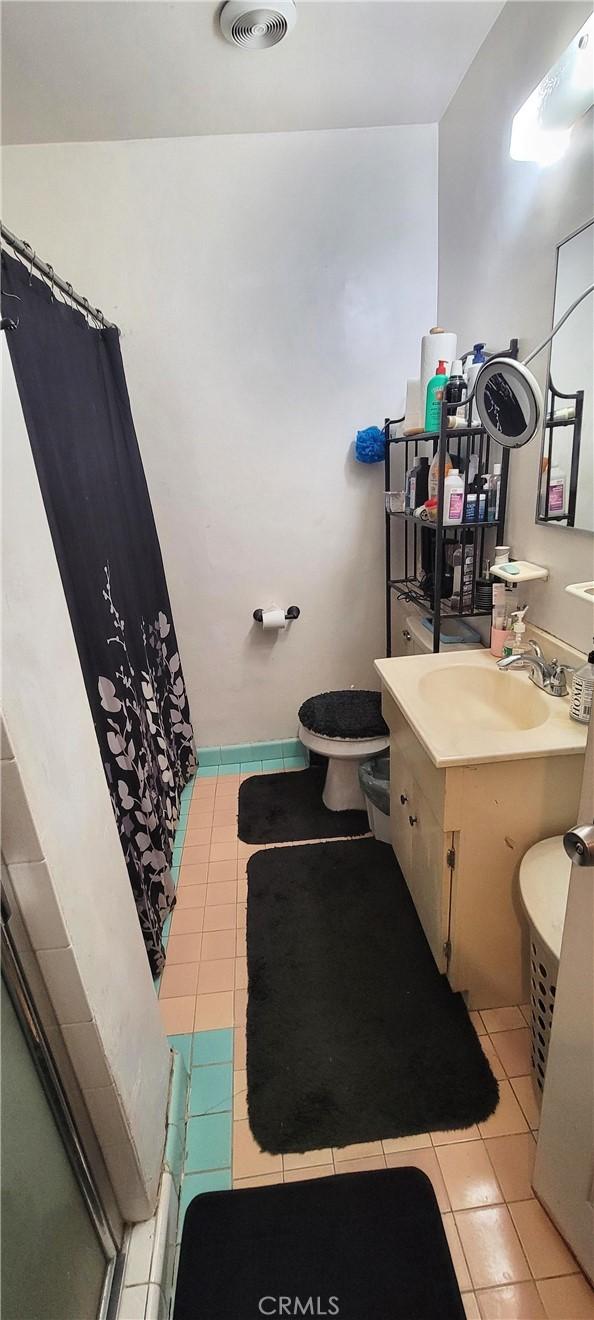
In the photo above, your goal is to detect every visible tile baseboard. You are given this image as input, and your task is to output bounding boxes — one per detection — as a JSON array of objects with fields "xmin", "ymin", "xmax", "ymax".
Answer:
[{"xmin": 197, "ymin": 738, "xmax": 306, "ymax": 769}]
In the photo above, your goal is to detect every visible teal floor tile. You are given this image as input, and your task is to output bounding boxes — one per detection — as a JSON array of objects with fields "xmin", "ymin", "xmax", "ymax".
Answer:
[
  {"xmin": 185, "ymin": 1112, "xmax": 232, "ymax": 1173},
  {"xmin": 168, "ymin": 1034, "xmax": 192, "ymax": 1072},
  {"xmin": 172, "ymin": 846, "xmax": 184, "ymax": 864},
  {"xmin": 189, "ymin": 1063, "xmax": 232, "ymax": 1116},
  {"xmin": 284, "ymin": 756, "xmax": 306, "ymax": 770},
  {"xmin": 197, "ymin": 745, "xmax": 221, "ymax": 766},
  {"xmin": 217, "ymin": 762, "xmax": 240, "ymax": 776},
  {"xmin": 240, "ymin": 760, "xmax": 262, "ymax": 773},
  {"xmin": 178, "ymin": 1171, "xmax": 231, "ymax": 1235},
  {"xmin": 162, "ymin": 913, "xmax": 172, "ymax": 944},
  {"xmin": 197, "ymin": 765, "xmax": 219, "ymax": 778},
  {"xmin": 174, "ymin": 826, "xmax": 186, "ymax": 845},
  {"xmin": 192, "ymin": 1029, "xmax": 233, "ymax": 1066},
  {"xmin": 262, "ymin": 758, "xmax": 285, "ymax": 771},
  {"xmin": 171, "ymin": 865, "xmax": 180, "ymax": 885}
]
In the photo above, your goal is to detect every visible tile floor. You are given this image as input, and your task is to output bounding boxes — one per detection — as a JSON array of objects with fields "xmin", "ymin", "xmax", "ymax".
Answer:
[{"xmin": 159, "ymin": 766, "xmax": 594, "ymax": 1320}]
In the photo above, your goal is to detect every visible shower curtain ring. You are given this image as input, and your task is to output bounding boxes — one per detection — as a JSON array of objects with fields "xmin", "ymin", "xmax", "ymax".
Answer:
[
  {"xmin": 82, "ymin": 296, "xmax": 92, "ymax": 326},
  {"xmin": 24, "ymin": 242, "xmax": 35, "ymax": 284},
  {"xmin": 47, "ymin": 265, "xmax": 55, "ymax": 301}
]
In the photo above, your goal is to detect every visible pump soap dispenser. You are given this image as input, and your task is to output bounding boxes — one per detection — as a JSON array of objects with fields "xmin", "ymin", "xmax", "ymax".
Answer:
[{"xmin": 502, "ymin": 607, "xmax": 530, "ymax": 660}]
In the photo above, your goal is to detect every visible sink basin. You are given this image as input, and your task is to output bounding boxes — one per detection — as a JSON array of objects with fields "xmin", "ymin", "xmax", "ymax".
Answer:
[
  {"xmin": 374, "ymin": 649, "xmax": 587, "ymax": 767},
  {"xmin": 418, "ymin": 665, "xmax": 550, "ymax": 733}
]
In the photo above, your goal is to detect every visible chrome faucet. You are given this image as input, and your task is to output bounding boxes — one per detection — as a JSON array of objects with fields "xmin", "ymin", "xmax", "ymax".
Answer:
[{"xmin": 497, "ymin": 652, "xmax": 574, "ymax": 696}]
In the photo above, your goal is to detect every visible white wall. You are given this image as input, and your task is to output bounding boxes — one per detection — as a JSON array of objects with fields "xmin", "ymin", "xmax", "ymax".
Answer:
[
  {"xmin": 3, "ymin": 124, "xmax": 438, "ymax": 744},
  {"xmin": 438, "ymin": 1, "xmax": 594, "ymax": 653},
  {"xmin": 1, "ymin": 351, "xmax": 171, "ymax": 1221}
]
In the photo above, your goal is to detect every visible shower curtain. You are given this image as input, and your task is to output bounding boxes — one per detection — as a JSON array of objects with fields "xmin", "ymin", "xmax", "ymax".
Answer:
[{"xmin": 2, "ymin": 251, "xmax": 195, "ymax": 975}]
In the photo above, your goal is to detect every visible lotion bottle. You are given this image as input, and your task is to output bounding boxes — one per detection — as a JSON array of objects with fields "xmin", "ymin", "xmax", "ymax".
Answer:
[
  {"xmin": 570, "ymin": 648, "xmax": 594, "ymax": 725},
  {"xmin": 490, "ymin": 583, "xmax": 508, "ymax": 657},
  {"xmin": 425, "ymin": 360, "xmax": 449, "ymax": 431}
]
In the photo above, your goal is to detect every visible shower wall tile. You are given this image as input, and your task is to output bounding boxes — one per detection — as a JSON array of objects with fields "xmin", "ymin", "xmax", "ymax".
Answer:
[
  {"xmin": 61, "ymin": 1020, "xmax": 112, "ymax": 1090},
  {"xmin": 1, "ymin": 714, "xmax": 14, "ymax": 759},
  {"xmin": 7, "ymin": 859, "xmax": 69, "ymax": 951},
  {"xmin": 37, "ymin": 945, "xmax": 93, "ymax": 1024},
  {"xmin": 1, "ymin": 758, "xmax": 44, "ymax": 864}
]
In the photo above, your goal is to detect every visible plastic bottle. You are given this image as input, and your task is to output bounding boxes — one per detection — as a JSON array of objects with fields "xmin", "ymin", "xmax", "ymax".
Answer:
[
  {"xmin": 428, "ymin": 447, "xmax": 452, "ymax": 502},
  {"xmin": 425, "ymin": 360, "xmax": 449, "ymax": 431},
  {"xmin": 490, "ymin": 583, "xmax": 508, "ymax": 657},
  {"xmin": 451, "ymin": 540, "xmax": 474, "ymax": 610},
  {"xmin": 444, "ymin": 360, "xmax": 467, "ymax": 409},
  {"xmin": 465, "ymin": 344, "xmax": 486, "ymax": 424},
  {"xmin": 466, "ymin": 474, "xmax": 487, "ymax": 522},
  {"xmin": 443, "ymin": 468, "xmax": 465, "ymax": 526},
  {"xmin": 405, "ymin": 455, "xmax": 429, "ymax": 512},
  {"xmin": 546, "ymin": 466, "xmax": 567, "ymax": 519},
  {"xmin": 502, "ymin": 606, "xmax": 530, "ymax": 660},
  {"xmin": 487, "ymin": 464, "xmax": 502, "ymax": 521},
  {"xmin": 569, "ymin": 648, "xmax": 594, "ymax": 724}
]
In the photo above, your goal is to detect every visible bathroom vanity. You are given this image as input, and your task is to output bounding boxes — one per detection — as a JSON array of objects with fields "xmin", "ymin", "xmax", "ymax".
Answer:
[{"xmin": 375, "ymin": 650, "xmax": 587, "ymax": 1009}]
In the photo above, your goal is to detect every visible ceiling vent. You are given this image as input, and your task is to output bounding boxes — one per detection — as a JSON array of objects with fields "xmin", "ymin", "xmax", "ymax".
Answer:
[{"xmin": 219, "ymin": 1, "xmax": 296, "ymax": 50}]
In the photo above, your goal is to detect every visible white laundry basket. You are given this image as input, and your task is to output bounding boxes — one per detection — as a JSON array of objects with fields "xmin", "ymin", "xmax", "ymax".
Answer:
[{"xmin": 519, "ymin": 836, "xmax": 571, "ymax": 1092}]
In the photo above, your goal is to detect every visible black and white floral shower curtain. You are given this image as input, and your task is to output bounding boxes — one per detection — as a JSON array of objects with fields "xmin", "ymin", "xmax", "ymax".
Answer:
[{"xmin": 2, "ymin": 251, "xmax": 195, "ymax": 975}]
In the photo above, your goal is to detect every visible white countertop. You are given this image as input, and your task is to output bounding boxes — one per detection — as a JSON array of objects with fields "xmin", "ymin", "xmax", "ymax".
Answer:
[{"xmin": 374, "ymin": 649, "xmax": 587, "ymax": 768}]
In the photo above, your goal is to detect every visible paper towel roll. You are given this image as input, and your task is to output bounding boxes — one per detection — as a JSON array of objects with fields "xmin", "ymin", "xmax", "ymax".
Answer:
[
  {"xmin": 420, "ymin": 328, "xmax": 457, "ymax": 424},
  {"xmin": 261, "ymin": 607, "xmax": 287, "ymax": 631},
  {"xmin": 403, "ymin": 378, "xmax": 422, "ymax": 435}
]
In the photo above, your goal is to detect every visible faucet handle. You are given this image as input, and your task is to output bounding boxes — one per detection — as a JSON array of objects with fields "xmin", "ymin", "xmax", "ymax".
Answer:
[
  {"xmin": 549, "ymin": 659, "xmax": 572, "ymax": 697},
  {"xmin": 527, "ymin": 638, "xmax": 544, "ymax": 659}
]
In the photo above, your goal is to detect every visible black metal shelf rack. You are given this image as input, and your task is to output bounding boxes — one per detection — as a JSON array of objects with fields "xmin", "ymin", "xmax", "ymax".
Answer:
[{"xmin": 384, "ymin": 404, "xmax": 511, "ymax": 656}]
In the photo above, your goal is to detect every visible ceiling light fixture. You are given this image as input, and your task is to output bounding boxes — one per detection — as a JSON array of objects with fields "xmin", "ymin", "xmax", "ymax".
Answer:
[{"xmin": 510, "ymin": 15, "xmax": 594, "ymax": 165}]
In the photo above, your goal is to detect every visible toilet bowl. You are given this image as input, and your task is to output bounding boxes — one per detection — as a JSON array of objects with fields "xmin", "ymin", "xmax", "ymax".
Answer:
[{"xmin": 298, "ymin": 690, "xmax": 389, "ymax": 812}]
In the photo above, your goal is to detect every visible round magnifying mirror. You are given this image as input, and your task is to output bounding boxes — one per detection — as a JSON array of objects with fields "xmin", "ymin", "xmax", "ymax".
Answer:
[{"xmin": 474, "ymin": 358, "xmax": 543, "ymax": 448}]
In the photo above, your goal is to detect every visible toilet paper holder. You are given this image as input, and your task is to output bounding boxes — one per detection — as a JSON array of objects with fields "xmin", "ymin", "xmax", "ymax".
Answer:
[{"xmin": 253, "ymin": 606, "xmax": 301, "ymax": 623}]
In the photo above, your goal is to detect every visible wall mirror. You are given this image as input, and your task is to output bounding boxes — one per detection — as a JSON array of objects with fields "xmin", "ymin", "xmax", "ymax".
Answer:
[{"xmin": 536, "ymin": 218, "xmax": 594, "ymax": 531}]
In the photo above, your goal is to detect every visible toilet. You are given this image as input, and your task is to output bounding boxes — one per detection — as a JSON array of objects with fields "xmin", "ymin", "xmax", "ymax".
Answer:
[{"xmin": 298, "ymin": 689, "xmax": 389, "ymax": 811}]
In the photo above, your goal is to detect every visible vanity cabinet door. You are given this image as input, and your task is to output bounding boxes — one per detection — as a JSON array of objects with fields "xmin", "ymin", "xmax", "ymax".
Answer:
[
  {"xmin": 390, "ymin": 754, "xmax": 413, "ymax": 881},
  {"xmin": 406, "ymin": 777, "xmax": 453, "ymax": 974}
]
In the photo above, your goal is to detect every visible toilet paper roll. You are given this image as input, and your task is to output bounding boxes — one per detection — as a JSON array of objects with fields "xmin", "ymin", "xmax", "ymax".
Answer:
[
  {"xmin": 420, "ymin": 328, "xmax": 457, "ymax": 424},
  {"xmin": 403, "ymin": 378, "xmax": 422, "ymax": 434},
  {"xmin": 261, "ymin": 607, "xmax": 287, "ymax": 631}
]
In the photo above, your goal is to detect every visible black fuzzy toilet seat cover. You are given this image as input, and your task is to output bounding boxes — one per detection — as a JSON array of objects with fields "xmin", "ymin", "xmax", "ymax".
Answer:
[{"xmin": 298, "ymin": 690, "xmax": 388, "ymax": 740}]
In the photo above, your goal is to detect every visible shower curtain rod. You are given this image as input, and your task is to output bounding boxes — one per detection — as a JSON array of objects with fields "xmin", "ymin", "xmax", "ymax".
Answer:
[{"xmin": 0, "ymin": 221, "xmax": 119, "ymax": 332}]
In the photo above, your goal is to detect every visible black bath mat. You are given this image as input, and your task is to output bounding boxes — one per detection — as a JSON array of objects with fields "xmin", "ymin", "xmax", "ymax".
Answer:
[
  {"xmin": 247, "ymin": 838, "xmax": 498, "ymax": 1153},
  {"xmin": 238, "ymin": 766, "xmax": 369, "ymax": 844},
  {"xmin": 173, "ymin": 1169, "xmax": 465, "ymax": 1320}
]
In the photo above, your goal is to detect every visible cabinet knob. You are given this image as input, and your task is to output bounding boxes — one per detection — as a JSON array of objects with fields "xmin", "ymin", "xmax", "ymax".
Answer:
[
  {"xmin": 402, "ymin": 629, "xmax": 411, "ymax": 641},
  {"xmin": 409, "ymin": 814, "xmax": 418, "ymax": 827},
  {"xmin": 400, "ymin": 793, "xmax": 408, "ymax": 805}
]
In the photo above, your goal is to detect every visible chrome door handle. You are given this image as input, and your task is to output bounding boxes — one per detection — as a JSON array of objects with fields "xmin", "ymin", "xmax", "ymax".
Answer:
[{"xmin": 563, "ymin": 824, "xmax": 594, "ymax": 867}]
